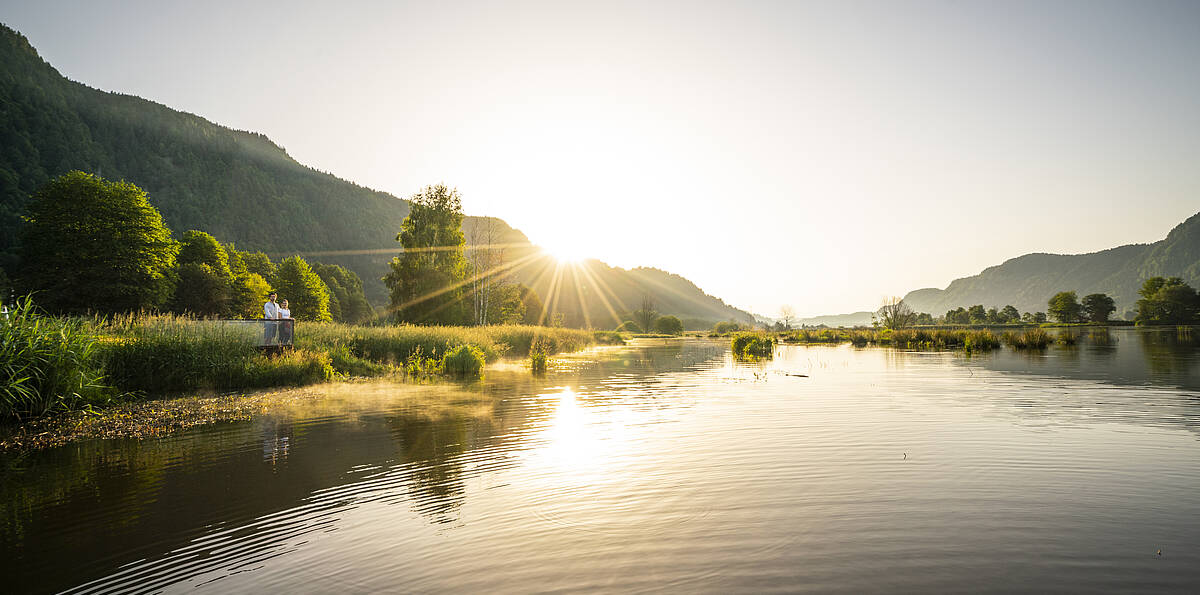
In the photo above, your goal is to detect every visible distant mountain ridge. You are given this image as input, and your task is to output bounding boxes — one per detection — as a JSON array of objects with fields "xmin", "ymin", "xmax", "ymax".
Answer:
[
  {"xmin": 0, "ymin": 24, "xmax": 752, "ymax": 324},
  {"xmin": 902, "ymin": 212, "xmax": 1200, "ymax": 316}
]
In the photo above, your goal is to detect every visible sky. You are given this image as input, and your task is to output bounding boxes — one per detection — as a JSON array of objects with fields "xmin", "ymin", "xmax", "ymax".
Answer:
[{"xmin": 3, "ymin": 0, "xmax": 1199, "ymax": 316}]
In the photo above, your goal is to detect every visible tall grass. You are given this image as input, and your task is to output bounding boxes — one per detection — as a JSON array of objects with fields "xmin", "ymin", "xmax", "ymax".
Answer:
[
  {"xmin": 783, "ymin": 327, "xmax": 1002, "ymax": 351},
  {"xmin": 1001, "ymin": 328, "xmax": 1052, "ymax": 349},
  {"xmin": 94, "ymin": 316, "xmax": 332, "ymax": 393},
  {"xmin": 1, "ymin": 297, "xmax": 109, "ymax": 418}
]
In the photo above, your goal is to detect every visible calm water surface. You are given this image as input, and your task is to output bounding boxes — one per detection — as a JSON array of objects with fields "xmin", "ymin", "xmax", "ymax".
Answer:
[{"xmin": 4, "ymin": 328, "xmax": 1200, "ymax": 593}]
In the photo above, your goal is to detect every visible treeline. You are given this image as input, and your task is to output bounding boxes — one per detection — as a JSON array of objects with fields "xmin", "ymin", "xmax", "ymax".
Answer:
[{"xmin": 7, "ymin": 171, "xmax": 372, "ymax": 323}]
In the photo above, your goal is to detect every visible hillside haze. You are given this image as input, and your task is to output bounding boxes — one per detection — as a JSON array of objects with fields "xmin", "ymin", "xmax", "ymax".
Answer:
[
  {"xmin": 0, "ymin": 24, "xmax": 752, "ymax": 324},
  {"xmin": 903, "ymin": 212, "xmax": 1200, "ymax": 316}
]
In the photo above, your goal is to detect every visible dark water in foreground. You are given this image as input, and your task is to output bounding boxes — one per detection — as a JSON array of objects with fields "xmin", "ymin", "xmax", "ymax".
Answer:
[{"xmin": 3, "ymin": 328, "xmax": 1200, "ymax": 593}]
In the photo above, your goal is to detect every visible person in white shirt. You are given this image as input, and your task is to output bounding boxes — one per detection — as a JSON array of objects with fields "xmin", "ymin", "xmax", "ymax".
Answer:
[
  {"xmin": 263, "ymin": 292, "xmax": 280, "ymax": 344},
  {"xmin": 278, "ymin": 299, "xmax": 293, "ymax": 344}
]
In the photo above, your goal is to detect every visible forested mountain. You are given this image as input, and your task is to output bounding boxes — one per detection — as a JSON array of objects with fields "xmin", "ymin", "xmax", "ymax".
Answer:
[
  {"xmin": 903, "ymin": 212, "xmax": 1200, "ymax": 316},
  {"xmin": 0, "ymin": 24, "xmax": 753, "ymax": 324},
  {"xmin": 513, "ymin": 260, "xmax": 755, "ymax": 329}
]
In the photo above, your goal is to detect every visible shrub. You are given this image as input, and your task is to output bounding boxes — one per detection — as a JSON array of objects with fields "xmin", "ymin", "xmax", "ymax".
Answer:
[
  {"xmin": 731, "ymin": 332, "xmax": 775, "ymax": 358},
  {"xmin": 442, "ymin": 344, "xmax": 485, "ymax": 378},
  {"xmin": 653, "ymin": 315, "xmax": 684, "ymax": 335}
]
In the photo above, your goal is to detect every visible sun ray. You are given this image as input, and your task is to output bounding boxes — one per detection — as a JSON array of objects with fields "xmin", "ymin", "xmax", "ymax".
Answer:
[
  {"xmin": 575, "ymin": 261, "xmax": 623, "ymax": 329},
  {"xmin": 385, "ymin": 249, "xmax": 548, "ymax": 317},
  {"xmin": 568, "ymin": 264, "xmax": 593, "ymax": 329},
  {"xmin": 538, "ymin": 259, "xmax": 566, "ymax": 326}
]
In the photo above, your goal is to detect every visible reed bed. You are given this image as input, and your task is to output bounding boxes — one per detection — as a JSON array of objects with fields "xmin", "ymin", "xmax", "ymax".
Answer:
[
  {"xmin": 1001, "ymin": 328, "xmax": 1052, "ymax": 349},
  {"xmin": 1, "ymin": 297, "xmax": 108, "ymax": 418},
  {"xmin": 783, "ymin": 328, "xmax": 1002, "ymax": 351}
]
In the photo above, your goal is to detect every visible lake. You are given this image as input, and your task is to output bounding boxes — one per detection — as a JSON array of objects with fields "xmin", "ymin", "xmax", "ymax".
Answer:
[{"xmin": 4, "ymin": 328, "xmax": 1200, "ymax": 593}]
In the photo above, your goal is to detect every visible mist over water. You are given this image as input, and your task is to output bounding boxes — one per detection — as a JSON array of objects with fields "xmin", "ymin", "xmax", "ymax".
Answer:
[{"xmin": 4, "ymin": 330, "xmax": 1200, "ymax": 593}]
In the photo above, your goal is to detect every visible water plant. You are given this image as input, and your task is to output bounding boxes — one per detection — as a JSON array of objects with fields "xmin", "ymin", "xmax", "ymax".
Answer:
[
  {"xmin": 731, "ymin": 333, "xmax": 775, "ymax": 359},
  {"xmin": 442, "ymin": 344, "xmax": 485, "ymax": 378},
  {"xmin": 1001, "ymin": 328, "xmax": 1051, "ymax": 349}
]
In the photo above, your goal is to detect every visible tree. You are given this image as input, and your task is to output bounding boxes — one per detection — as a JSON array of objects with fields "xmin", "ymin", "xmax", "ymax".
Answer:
[
  {"xmin": 945, "ymin": 307, "xmax": 970, "ymax": 325},
  {"xmin": 878, "ymin": 296, "xmax": 917, "ymax": 329},
  {"xmin": 1047, "ymin": 291, "xmax": 1082, "ymax": 323},
  {"xmin": 1033, "ymin": 311, "xmax": 1048, "ymax": 324},
  {"xmin": 632, "ymin": 295, "xmax": 658, "ymax": 334},
  {"xmin": 172, "ymin": 230, "xmax": 233, "ymax": 315},
  {"xmin": 313, "ymin": 263, "xmax": 373, "ymax": 324},
  {"xmin": 384, "ymin": 185, "xmax": 470, "ymax": 325},
  {"xmin": 274, "ymin": 255, "xmax": 332, "ymax": 321},
  {"xmin": 778, "ymin": 305, "xmax": 796, "ymax": 330},
  {"xmin": 1000, "ymin": 305, "xmax": 1020, "ymax": 324},
  {"xmin": 1136, "ymin": 277, "xmax": 1199, "ymax": 324},
  {"xmin": 240, "ymin": 250, "xmax": 277, "ymax": 284},
  {"xmin": 19, "ymin": 171, "xmax": 177, "ymax": 313},
  {"xmin": 654, "ymin": 315, "xmax": 684, "ymax": 335},
  {"xmin": 914, "ymin": 312, "xmax": 935, "ymax": 325},
  {"xmin": 1081, "ymin": 293, "xmax": 1116, "ymax": 323},
  {"xmin": 967, "ymin": 305, "xmax": 986, "ymax": 324},
  {"xmin": 230, "ymin": 272, "xmax": 272, "ymax": 318}
]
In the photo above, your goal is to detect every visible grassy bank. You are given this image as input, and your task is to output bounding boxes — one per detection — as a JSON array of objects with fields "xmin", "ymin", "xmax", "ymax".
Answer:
[{"xmin": 2, "ymin": 304, "xmax": 604, "ymax": 419}]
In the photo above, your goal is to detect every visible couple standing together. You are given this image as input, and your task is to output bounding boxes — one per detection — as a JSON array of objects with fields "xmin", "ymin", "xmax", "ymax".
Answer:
[{"xmin": 263, "ymin": 291, "xmax": 293, "ymax": 344}]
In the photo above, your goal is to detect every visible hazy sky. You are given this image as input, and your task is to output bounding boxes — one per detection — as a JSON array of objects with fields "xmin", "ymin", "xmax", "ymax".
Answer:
[{"xmin": 3, "ymin": 1, "xmax": 1199, "ymax": 316}]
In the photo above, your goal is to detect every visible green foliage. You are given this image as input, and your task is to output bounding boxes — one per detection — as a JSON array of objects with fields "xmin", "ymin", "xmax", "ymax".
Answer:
[
  {"xmin": 0, "ymin": 296, "xmax": 109, "ymax": 418},
  {"xmin": 653, "ymin": 315, "xmax": 684, "ymax": 335},
  {"xmin": 616, "ymin": 320, "xmax": 642, "ymax": 333},
  {"xmin": 529, "ymin": 348, "xmax": 548, "ymax": 375},
  {"xmin": 384, "ymin": 184, "xmax": 469, "ymax": 325},
  {"xmin": 274, "ymin": 255, "xmax": 332, "ymax": 322},
  {"xmin": 967, "ymin": 305, "xmax": 986, "ymax": 324},
  {"xmin": 240, "ymin": 251, "xmax": 277, "ymax": 284},
  {"xmin": 177, "ymin": 230, "xmax": 232, "ymax": 279},
  {"xmin": 1135, "ymin": 277, "xmax": 1200, "ymax": 324},
  {"xmin": 229, "ymin": 272, "xmax": 272, "ymax": 319},
  {"xmin": 172, "ymin": 262, "xmax": 230, "ymax": 316},
  {"xmin": 786, "ymin": 327, "xmax": 1003, "ymax": 352},
  {"xmin": 1081, "ymin": 293, "xmax": 1116, "ymax": 323},
  {"xmin": 731, "ymin": 333, "xmax": 775, "ymax": 359},
  {"xmin": 1047, "ymin": 291, "xmax": 1082, "ymax": 323},
  {"xmin": 312, "ymin": 262, "xmax": 373, "ymax": 324},
  {"xmin": 19, "ymin": 171, "xmax": 177, "ymax": 313},
  {"xmin": 1000, "ymin": 305, "xmax": 1021, "ymax": 324},
  {"xmin": 442, "ymin": 344, "xmax": 485, "ymax": 378}
]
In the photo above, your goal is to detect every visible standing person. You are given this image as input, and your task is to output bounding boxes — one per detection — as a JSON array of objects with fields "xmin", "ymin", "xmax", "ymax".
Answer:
[
  {"xmin": 278, "ymin": 299, "xmax": 293, "ymax": 345},
  {"xmin": 263, "ymin": 291, "xmax": 281, "ymax": 344}
]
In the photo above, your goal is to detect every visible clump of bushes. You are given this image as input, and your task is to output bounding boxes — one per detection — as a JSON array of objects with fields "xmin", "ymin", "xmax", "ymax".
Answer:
[
  {"xmin": 442, "ymin": 344, "xmax": 485, "ymax": 378},
  {"xmin": 731, "ymin": 333, "xmax": 775, "ymax": 359},
  {"xmin": 653, "ymin": 315, "xmax": 684, "ymax": 335}
]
